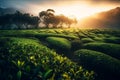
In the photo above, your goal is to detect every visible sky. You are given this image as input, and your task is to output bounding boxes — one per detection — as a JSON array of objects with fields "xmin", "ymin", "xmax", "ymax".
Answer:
[{"xmin": 0, "ymin": 0, "xmax": 120, "ymax": 19}]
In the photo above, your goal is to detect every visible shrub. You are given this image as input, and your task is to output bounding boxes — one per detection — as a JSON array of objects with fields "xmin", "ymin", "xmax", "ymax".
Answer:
[
  {"xmin": 35, "ymin": 33, "xmax": 78, "ymax": 40},
  {"xmin": 75, "ymin": 32, "xmax": 87, "ymax": 39},
  {"xmin": 0, "ymin": 37, "xmax": 94, "ymax": 80},
  {"xmin": 46, "ymin": 37, "xmax": 71, "ymax": 51},
  {"xmin": 104, "ymin": 37, "xmax": 120, "ymax": 44},
  {"xmin": 83, "ymin": 42, "xmax": 120, "ymax": 60},
  {"xmin": 87, "ymin": 33, "xmax": 96, "ymax": 38},
  {"xmin": 104, "ymin": 34, "xmax": 111, "ymax": 37},
  {"xmin": 0, "ymin": 30, "xmax": 78, "ymax": 40},
  {"xmin": 81, "ymin": 38, "xmax": 94, "ymax": 43},
  {"xmin": 93, "ymin": 37, "xmax": 104, "ymax": 42},
  {"xmin": 71, "ymin": 40, "xmax": 82, "ymax": 51},
  {"xmin": 75, "ymin": 49, "xmax": 120, "ymax": 79},
  {"xmin": 97, "ymin": 34, "xmax": 105, "ymax": 38}
]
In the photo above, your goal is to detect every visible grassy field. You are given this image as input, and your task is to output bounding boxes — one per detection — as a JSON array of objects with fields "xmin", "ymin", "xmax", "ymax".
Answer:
[{"xmin": 0, "ymin": 29, "xmax": 120, "ymax": 80}]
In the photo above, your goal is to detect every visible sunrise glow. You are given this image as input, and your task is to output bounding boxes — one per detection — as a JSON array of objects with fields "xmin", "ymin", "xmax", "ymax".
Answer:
[
  {"xmin": 2, "ymin": 0, "xmax": 119, "ymax": 20},
  {"xmin": 54, "ymin": 5, "xmax": 114, "ymax": 20},
  {"xmin": 25, "ymin": 1, "xmax": 120, "ymax": 20}
]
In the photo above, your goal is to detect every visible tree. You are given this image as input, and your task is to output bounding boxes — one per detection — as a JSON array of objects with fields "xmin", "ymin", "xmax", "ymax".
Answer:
[
  {"xmin": 56, "ymin": 15, "xmax": 77, "ymax": 28},
  {"xmin": 39, "ymin": 9, "xmax": 78, "ymax": 28},
  {"xmin": 39, "ymin": 9, "xmax": 55, "ymax": 28},
  {"xmin": 0, "ymin": 11, "xmax": 40, "ymax": 29}
]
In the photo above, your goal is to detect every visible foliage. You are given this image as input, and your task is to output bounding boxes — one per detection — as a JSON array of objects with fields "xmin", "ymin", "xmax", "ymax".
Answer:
[
  {"xmin": 46, "ymin": 37, "xmax": 71, "ymax": 52},
  {"xmin": 36, "ymin": 33, "xmax": 78, "ymax": 40},
  {"xmin": 81, "ymin": 38, "xmax": 94, "ymax": 43},
  {"xmin": 71, "ymin": 39, "xmax": 82, "ymax": 51},
  {"xmin": 93, "ymin": 37, "xmax": 104, "ymax": 42},
  {"xmin": 0, "ymin": 30, "xmax": 78, "ymax": 40},
  {"xmin": 83, "ymin": 42, "xmax": 120, "ymax": 59},
  {"xmin": 0, "ymin": 37, "xmax": 94, "ymax": 80},
  {"xmin": 0, "ymin": 9, "xmax": 77, "ymax": 29},
  {"xmin": 75, "ymin": 49, "xmax": 120, "ymax": 80},
  {"xmin": 0, "ymin": 11, "xmax": 39, "ymax": 29},
  {"xmin": 104, "ymin": 37, "xmax": 120, "ymax": 44},
  {"xmin": 0, "ymin": 28, "xmax": 120, "ymax": 80},
  {"xmin": 39, "ymin": 9, "xmax": 77, "ymax": 28}
]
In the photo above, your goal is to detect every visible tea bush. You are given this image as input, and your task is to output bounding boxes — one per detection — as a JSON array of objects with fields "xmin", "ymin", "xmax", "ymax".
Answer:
[
  {"xmin": 93, "ymin": 37, "xmax": 104, "ymax": 42},
  {"xmin": 0, "ymin": 37, "xmax": 94, "ymax": 80},
  {"xmin": 75, "ymin": 49, "xmax": 120, "ymax": 80},
  {"xmin": 0, "ymin": 30, "xmax": 78, "ymax": 40},
  {"xmin": 36, "ymin": 33, "xmax": 78, "ymax": 39},
  {"xmin": 46, "ymin": 37, "xmax": 71, "ymax": 51},
  {"xmin": 83, "ymin": 42, "xmax": 120, "ymax": 59},
  {"xmin": 81, "ymin": 38, "xmax": 94, "ymax": 43},
  {"xmin": 104, "ymin": 37, "xmax": 120, "ymax": 44},
  {"xmin": 71, "ymin": 39, "xmax": 82, "ymax": 51},
  {"xmin": 0, "ymin": 29, "xmax": 120, "ymax": 80}
]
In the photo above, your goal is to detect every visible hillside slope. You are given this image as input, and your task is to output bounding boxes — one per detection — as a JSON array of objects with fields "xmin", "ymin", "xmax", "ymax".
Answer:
[{"xmin": 79, "ymin": 7, "xmax": 120, "ymax": 29}]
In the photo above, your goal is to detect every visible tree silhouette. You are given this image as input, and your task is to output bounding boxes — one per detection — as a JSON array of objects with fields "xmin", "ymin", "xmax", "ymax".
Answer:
[
  {"xmin": 39, "ymin": 9, "xmax": 55, "ymax": 28},
  {"xmin": 39, "ymin": 9, "xmax": 77, "ymax": 28},
  {"xmin": 0, "ymin": 11, "xmax": 40, "ymax": 29},
  {"xmin": 0, "ymin": 9, "xmax": 77, "ymax": 29},
  {"xmin": 56, "ymin": 15, "xmax": 77, "ymax": 28}
]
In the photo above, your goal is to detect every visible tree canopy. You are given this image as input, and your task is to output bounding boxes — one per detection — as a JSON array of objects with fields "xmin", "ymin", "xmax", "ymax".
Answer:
[
  {"xmin": 39, "ymin": 9, "xmax": 77, "ymax": 28},
  {"xmin": 0, "ymin": 11, "xmax": 39, "ymax": 29},
  {"xmin": 0, "ymin": 9, "xmax": 77, "ymax": 29}
]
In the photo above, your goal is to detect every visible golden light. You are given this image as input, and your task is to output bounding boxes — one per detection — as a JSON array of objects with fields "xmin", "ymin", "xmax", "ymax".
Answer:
[
  {"xmin": 54, "ymin": 4, "xmax": 115, "ymax": 20},
  {"xmin": 27, "ymin": 2, "xmax": 118, "ymax": 20}
]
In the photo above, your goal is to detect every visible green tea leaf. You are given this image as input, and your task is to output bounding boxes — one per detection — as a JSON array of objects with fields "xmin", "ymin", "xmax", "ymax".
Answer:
[
  {"xmin": 44, "ymin": 69, "xmax": 53, "ymax": 79},
  {"xmin": 17, "ymin": 60, "xmax": 21, "ymax": 67},
  {"xmin": 17, "ymin": 70, "xmax": 22, "ymax": 80},
  {"xmin": 26, "ymin": 65, "xmax": 31, "ymax": 72}
]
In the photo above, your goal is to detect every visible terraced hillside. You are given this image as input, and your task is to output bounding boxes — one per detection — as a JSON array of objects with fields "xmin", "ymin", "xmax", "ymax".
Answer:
[{"xmin": 0, "ymin": 29, "xmax": 120, "ymax": 80}]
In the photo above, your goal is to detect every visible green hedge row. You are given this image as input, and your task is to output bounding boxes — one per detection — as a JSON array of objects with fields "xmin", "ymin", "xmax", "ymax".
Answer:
[
  {"xmin": 0, "ymin": 37, "xmax": 94, "ymax": 80},
  {"xmin": 83, "ymin": 42, "xmax": 120, "ymax": 59},
  {"xmin": 75, "ymin": 49, "xmax": 120, "ymax": 79},
  {"xmin": 104, "ymin": 37, "xmax": 120, "ymax": 44},
  {"xmin": 46, "ymin": 37, "xmax": 71, "ymax": 52}
]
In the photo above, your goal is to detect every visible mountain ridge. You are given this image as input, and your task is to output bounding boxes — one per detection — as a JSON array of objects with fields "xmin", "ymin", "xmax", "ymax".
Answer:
[{"xmin": 79, "ymin": 7, "xmax": 120, "ymax": 29}]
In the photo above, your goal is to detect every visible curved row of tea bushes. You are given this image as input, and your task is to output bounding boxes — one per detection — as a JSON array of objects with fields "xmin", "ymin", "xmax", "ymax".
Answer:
[
  {"xmin": 75, "ymin": 49, "xmax": 120, "ymax": 79},
  {"xmin": 81, "ymin": 38, "xmax": 94, "ymax": 43},
  {"xmin": 83, "ymin": 42, "xmax": 120, "ymax": 59},
  {"xmin": 46, "ymin": 37, "xmax": 71, "ymax": 51},
  {"xmin": 0, "ymin": 30, "xmax": 78, "ymax": 40},
  {"xmin": 0, "ymin": 37, "xmax": 94, "ymax": 80},
  {"xmin": 104, "ymin": 37, "xmax": 120, "ymax": 44}
]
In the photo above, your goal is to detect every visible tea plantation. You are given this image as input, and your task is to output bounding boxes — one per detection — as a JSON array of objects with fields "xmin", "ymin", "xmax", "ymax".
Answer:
[{"xmin": 0, "ymin": 29, "xmax": 120, "ymax": 80}]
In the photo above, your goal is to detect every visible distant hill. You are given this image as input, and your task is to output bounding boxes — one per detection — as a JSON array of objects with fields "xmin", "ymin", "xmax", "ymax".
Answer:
[
  {"xmin": 0, "ymin": 7, "xmax": 16, "ymax": 15},
  {"xmin": 79, "ymin": 7, "xmax": 120, "ymax": 29}
]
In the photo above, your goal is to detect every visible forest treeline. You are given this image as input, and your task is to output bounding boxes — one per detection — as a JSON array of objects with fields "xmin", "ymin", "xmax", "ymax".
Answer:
[{"xmin": 0, "ymin": 9, "xmax": 77, "ymax": 29}]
